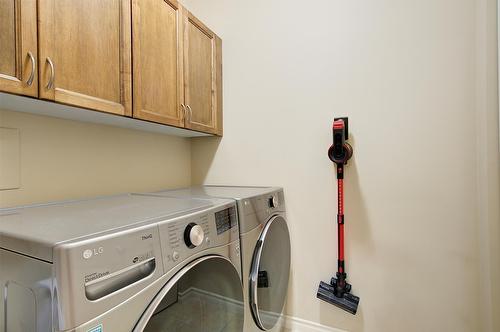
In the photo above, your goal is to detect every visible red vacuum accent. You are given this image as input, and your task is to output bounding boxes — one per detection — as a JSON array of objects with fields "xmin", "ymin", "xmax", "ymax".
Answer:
[
  {"xmin": 338, "ymin": 178, "xmax": 345, "ymax": 271},
  {"xmin": 333, "ymin": 119, "xmax": 345, "ymax": 130}
]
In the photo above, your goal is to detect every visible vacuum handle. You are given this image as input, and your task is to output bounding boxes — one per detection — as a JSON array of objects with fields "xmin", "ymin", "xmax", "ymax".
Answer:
[
  {"xmin": 333, "ymin": 121, "xmax": 346, "ymax": 160},
  {"xmin": 328, "ymin": 118, "xmax": 352, "ymax": 168}
]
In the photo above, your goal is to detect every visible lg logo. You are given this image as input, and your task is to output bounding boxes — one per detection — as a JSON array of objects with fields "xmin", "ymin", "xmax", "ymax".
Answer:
[
  {"xmin": 83, "ymin": 247, "xmax": 104, "ymax": 259},
  {"xmin": 142, "ymin": 233, "xmax": 153, "ymax": 240}
]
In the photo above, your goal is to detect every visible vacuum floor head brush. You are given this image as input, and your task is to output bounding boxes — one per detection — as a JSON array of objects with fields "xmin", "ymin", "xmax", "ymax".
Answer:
[{"xmin": 317, "ymin": 117, "xmax": 360, "ymax": 315}]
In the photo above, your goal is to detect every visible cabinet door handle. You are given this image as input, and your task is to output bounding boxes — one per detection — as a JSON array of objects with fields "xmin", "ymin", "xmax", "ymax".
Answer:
[
  {"xmin": 26, "ymin": 52, "xmax": 35, "ymax": 86},
  {"xmin": 45, "ymin": 57, "xmax": 55, "ymax": 90},
  {"xmin": 181, "ymin": 103, "xmax": 187, "ymax": 120},
  {"xmin": 186, "ymin": 105, "xmax": 193, "ymax": 120}
]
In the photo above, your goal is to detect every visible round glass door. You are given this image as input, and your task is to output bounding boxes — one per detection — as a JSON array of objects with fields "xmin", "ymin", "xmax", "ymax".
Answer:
[
  {"xmin": 134, "ymin": 256, "xmax": 244, "ymax": 332},
  {"xmin": 249, "ymin": 215, "xmax": 291, "ymax": 330}
]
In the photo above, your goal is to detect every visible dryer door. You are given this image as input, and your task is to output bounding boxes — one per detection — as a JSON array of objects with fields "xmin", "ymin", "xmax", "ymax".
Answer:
[
  {"xmin": 134, "ymin": 255, "xmax": 243, "ymax": 332},
  {"xmin": 249, "ymin": 215, "xmax": 291, "ymax": 330}
]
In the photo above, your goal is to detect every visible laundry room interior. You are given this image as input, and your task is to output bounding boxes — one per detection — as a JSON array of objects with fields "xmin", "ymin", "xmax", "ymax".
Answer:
[{"xmin": 0, "ymin": 0, "xmax": 499, "ymax": 332}]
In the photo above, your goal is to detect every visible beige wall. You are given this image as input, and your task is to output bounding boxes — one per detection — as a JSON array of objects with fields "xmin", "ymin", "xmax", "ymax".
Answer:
[
  {"xmin": 0, "ymin": 109, "xmax": 191, "ymax": 208},
  {"xmin": 0, "ymin": 1, "xmax": 498, "ymax": 331},
  {"xmin": 186, "ymin": 0, "xmax": 499, "ymax": 331}
]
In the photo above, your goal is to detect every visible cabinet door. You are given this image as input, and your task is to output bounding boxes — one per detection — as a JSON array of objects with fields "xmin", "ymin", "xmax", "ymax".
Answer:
[
  {"xmin": 38, "ymin": 0, "xmax": 132, "ymax": 116},
  {"xmin": 132, "ymin": 0, "xmax": 183, "ymax": 127},
  {"xmin": 182, "ymin": 10, "xmax": 222, "ymax": 135},
  {"xmin": 0, "ymin": 0, "xmax": 38, "ymax": 97}
]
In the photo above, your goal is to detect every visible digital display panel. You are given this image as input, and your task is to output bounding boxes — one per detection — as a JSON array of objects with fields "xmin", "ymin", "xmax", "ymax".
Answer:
[{"xmin": 215, "ymin": 206, "xmax": 237, "ymax": 235}]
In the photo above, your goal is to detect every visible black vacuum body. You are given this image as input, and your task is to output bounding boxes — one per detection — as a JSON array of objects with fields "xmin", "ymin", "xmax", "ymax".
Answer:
[{"xmin": 317, "ymin": 117, "xmax": 360, "ymax": 315}]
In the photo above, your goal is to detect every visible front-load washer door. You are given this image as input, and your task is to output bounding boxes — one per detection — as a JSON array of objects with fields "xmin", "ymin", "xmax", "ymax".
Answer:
[
  {"xmin": 249, "ymin": 215, "xmax": 291, "ymax": 330},
  {"xmin": 134, "ymin": 255, "xmax": 244, "ymax": 332}
]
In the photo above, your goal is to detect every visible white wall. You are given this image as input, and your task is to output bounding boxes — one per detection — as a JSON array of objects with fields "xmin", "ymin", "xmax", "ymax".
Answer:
[
  {"xmin": 185, "ymin": 0, "xmax": 500, "ymax": 331},
  {"xmin": 0, "ymin": 109, "xmax": 192, "ymax": 208}
]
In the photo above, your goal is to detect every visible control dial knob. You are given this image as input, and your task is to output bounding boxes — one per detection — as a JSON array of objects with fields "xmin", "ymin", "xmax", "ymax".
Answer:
[
  {"xmin": 184, "ymin": 223, "xmax": 204, "ymax": 248},
  {"xmin": 268, "ymin": 195, "xmax": 278, "ymax": 208}
]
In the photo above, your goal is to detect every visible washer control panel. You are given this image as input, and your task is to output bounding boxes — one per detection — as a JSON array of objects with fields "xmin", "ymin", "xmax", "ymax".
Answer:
[
  {"xmin": 215, "ymin": 206, "xmax": 237, "ymax": 234},
  {"xmin": 53, "ymin": 222, "xmax": 164, "ymax": 324},
  {"xmin": 159, "ymin": 201, "xmax": 239, "ymax": 272}
]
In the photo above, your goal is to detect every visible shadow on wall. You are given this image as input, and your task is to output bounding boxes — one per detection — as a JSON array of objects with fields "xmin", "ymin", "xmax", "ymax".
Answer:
[
  {"xmin": 344, "ymin": 139, "xmax": 375, "ymax": 254},
  {"xmin": 190, "ymin": 136, "xmax": 222, "ymax": 185},
  {"xmin": 318, "ymin": 135, "xmax": 373, "ymax": 331}
]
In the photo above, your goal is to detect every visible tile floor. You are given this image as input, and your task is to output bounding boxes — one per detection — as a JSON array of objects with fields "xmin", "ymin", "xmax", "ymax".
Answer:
[{"xmin": 144, "ymin": 290, "xmax": 244, "ymax": 332}]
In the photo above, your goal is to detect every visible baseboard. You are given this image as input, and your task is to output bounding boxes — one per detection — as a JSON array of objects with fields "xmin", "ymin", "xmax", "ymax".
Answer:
[
  {"xmin": 282, "ymin": 315, "xmax": 347, "ymax": 332},
  {"xmin": 180, "ymin": 286, "xmax": 245, "ymax": 308}
]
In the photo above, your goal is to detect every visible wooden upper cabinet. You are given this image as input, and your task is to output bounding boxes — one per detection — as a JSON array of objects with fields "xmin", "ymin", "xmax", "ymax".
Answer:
[
  {"xmin": 38, "ymin": 0, "xmax": 132, "ymax": 116},
  {"xmin": 132, "ymin": 0, "xmax": 183, "ymax": 127},
  {"xmin": 0, "ymin": 0, "xmax": 38, "ymax": 97},
  {"xmin": 0, "ymin": 1, "xmax": 223, "ymax": 136},
  {"xmin": 182, "ymin": 9, "xmax": 222, "ymax": 135}
]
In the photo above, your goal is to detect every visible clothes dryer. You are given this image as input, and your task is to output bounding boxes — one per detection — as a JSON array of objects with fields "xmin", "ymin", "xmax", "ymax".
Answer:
[{"xmin": 147, "ymin": 186, "xmax": 291, "ymax": 332}]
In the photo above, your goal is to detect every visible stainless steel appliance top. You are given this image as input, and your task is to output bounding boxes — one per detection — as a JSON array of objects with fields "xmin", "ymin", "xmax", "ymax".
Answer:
[
  {"xmin": 154, "ymin": 185, "xmax": 281, "ymax": 200},
  {"xmin": 0, "ymin": 194, "xmax": 215, "ymax": 262},
  {"xmin": 151, "ymin": 186, "xmax": 285, "ymax": 233}
]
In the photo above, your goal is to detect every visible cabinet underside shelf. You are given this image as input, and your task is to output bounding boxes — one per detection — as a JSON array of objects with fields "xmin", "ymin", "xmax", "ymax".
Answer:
[{"xmin": 0, "ymin": 92, "xmax": 211, "ymax": 138}]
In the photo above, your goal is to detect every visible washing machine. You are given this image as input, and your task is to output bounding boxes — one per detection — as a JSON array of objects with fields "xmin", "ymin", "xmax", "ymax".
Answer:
[
  {"xmin": 146, "ymin": 186, "xmax": 291, "ymax": 332},
  {"xmin": 0, "ymin": 193, "xmax": 244, "ymax": 332}
]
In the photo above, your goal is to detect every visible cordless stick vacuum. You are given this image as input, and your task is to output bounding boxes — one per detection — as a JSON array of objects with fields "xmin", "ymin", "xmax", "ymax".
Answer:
[{"xmin": 316, "ymin": 117, "xmax": 360, "ymax": 315}]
